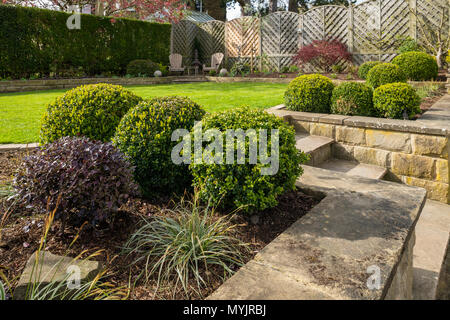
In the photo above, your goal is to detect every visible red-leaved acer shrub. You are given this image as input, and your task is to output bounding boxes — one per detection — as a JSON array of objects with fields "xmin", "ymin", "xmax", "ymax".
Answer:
[{"xmin": 293, "ymin": 39, "xmax": 352, "ymax": 73}]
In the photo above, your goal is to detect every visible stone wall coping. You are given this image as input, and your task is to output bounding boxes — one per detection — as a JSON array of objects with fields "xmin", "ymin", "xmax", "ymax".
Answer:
[
  {"xmin": 0, "ymin": 143, "xmax": 39, "ymax": 152},
  {"xmin": 208, "ymin": 166, "xmax": 426, "ymax": 300},
  {"xmin": 268, "ymin": 105, "xmax": 450, "ymax": 137}
]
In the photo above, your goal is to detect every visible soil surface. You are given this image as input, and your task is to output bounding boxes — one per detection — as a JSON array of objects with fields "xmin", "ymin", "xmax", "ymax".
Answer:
[
  {"xmin": 419, "ymin": 86, "xmax": 447, "ymax": 113},
  {"xmin": 0, "ymin": 150, "xmax": 319, "ymax": 300}
]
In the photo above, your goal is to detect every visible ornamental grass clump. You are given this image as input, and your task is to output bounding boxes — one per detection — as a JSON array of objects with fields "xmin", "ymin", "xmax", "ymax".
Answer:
[
  {"xmin": 21, "ymin": 207, "xmax": 128, "ymax": 300},
  {"xmin": 40, "ymin": 84, "xmax": 142, "ymax": 144},
  {"xmin": 121, "ymin": 193, "xmax": 248, "ymax": 298},
  {"xmin": 113, "ymin": 96, "xmax": 206, "ymax": 198},
  {"xmin": 13, "ymin": 137, "xmax": 138, "ymax": 229}
]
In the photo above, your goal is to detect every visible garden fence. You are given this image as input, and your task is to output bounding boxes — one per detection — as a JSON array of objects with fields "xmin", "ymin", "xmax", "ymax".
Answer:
[{"xmin": 171, "ymin": 0, "xmax": 450, "ymax": 72}]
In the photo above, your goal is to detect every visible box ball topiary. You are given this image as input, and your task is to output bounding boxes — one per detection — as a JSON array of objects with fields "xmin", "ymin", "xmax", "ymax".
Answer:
[
  {"xmin": 366, "ymin": 63, "xmax": 407, "ymax": 89},
  {"xmin": 373, "ymin": 83, "xmax": 421, "ymax": 119},
  {"xmin": 13, "ymin": 137, "xmax": 139, "ymax": 228},
  {"xmin": 126, "ymin": 59, "xmax": 159, "ymax": 77},
  {"xmin": 331, "ymin": 82, "xmax": 374, "ymax": 116},
  {"xmin": 189, "ymin": 107, "xmax": 309, "ymax": 214},
  {"xmin": 113, "ymin": 96, "xmax": 206, "ymax": 198},
  {"xmin": 358, "ymin": 61, "xmax": 381, "ymax": 80},
  {"xmin": 284, "ymin": 74, "xmax": 334, "ymax": 113},
  {"xmin": 392, "ymin": 51, "xmax": 438, "ymax": 81},
  {"xmin": 40, "ymin": 84, "xmax": 142, "ymax": 144}
]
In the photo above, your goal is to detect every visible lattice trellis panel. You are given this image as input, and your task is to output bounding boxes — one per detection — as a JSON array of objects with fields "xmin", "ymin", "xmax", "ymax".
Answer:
[
  {"xmin": 324, "ymin": 6, "xmax": 349, "ymax": 44},
  {"xmin": 416, "ymin": 0, "xmax": 449, "ymax": 48},
  {"xmin": 354, "ymin": 0, "xmax": 410, "ymax": 55},
  {"xmin": 225, "ymin": 17, "xmax": 260, "ymax": 58},
  {"xmin": 197, "ymin": 21, "xmax": 225, "ymax": 65},
  {"xmin": 353, "ymin": 0, "xmax": 381, "ymax": 53},
  {"xmin": 171, "ymin": 20, "xmax": 198, "ymax": 66},
  {"xmin": 171, "ymin": 0, "xmax": 449, "ymax": 69},
  {"xmin": 261, "ymin": 12, "xmax": 301, "ymax": 71}
]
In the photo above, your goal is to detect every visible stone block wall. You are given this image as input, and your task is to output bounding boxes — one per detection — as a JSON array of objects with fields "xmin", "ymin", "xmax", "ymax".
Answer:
[
  {"xmin": 0, "ymin": 77, "xmax": 180, "ymax": 93},
  {"xmin": 270, "ymin": 108, "xmax": 450, "ymax": 204}
]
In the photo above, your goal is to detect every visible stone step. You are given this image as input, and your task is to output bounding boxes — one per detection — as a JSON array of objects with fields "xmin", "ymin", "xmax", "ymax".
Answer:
[
  {"xmin": 317, "ymin": 158, "xmax": 388, "ymax": 180},
  {"xmin": 295, "ymin": 134, "xmax": 333, "ymax": 166},
  {"xmin": 413, "ymin": 200, "xmax": 450, "ymax": 300}
]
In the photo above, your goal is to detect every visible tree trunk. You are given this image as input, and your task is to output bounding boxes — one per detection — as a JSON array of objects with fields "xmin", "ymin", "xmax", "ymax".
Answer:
[
  {"xmin": 236, "ymin": 0, "xmax": 252, "ymax": 16},
  {"xmin": 436, "ymin": 46, "xmax": 443, "ymax": 69},
  {"xmin": 203, "ymin": 0, "xmax": 226, "ymax": 21},
  {"xmin": 269, "ymin": 0, "xmax": 278, "ymax": 13},
  {"xmin": 288, "ymin": 0, "xmax": 299, "ymax": 13}
]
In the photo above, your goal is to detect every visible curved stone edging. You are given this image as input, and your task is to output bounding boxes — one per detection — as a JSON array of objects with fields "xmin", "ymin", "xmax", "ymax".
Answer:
[{"xmin": 0, "ymin": 143, "xmax": 39, "ymax": 152}]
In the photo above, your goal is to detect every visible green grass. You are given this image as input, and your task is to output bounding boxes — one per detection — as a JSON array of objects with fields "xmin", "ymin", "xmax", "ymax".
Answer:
[{"xmin": 0, "ymin": 82, "xmax": 287, "ymax": 144}]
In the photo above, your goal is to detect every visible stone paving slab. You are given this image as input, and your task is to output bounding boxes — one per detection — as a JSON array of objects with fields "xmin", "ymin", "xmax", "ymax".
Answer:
[
  {"xmin": 14, "ymin": 251, "xmax": 102, "ymax": 300},
  {"xmin": 417, "ymin": 95, "xmax": 450, "ymax": 131},
  {"xmin": 209, "ymin": 166, "xmax": 426, "ymax": 300},
  {"xmin": 413, "ymin": 200, "xmax": 450, "ymax": 300}
]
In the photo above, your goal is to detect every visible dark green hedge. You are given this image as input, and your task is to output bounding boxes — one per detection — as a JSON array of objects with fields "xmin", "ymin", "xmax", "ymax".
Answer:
[{"xmin": 0, "ymin": 5, "xmax": 171, "ymax": 78}]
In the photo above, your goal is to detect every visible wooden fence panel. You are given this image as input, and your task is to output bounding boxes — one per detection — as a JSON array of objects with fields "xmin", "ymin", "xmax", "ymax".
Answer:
[
  {"xmin": 171, "ymin": 0, "xmax": 448, "ymax": 70},
  {"xmin": 197, "ymin": 20, "xmax": 225, "ymax": 65}
]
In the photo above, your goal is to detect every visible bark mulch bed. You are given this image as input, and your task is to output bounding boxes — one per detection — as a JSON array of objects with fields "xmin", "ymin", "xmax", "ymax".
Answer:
[{"xmin": 0, "ymin": 150, "xmax": 319, "ymax": 300}]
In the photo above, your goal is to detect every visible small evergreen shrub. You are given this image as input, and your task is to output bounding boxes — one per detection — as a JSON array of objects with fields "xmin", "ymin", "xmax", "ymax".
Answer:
[
  {"xmin": 190, "ymin": 107, "xmax": 309, "ymax": 214},
  {"xmin": 113, "ymin": 96, "xmax": 206, "ymax": 198},
  {"xmin": 230, "ymin": 61, "xmax": 251, "ymax": 77},
  {"xmin": 284, "ymin": 74, "xmax": 334, "ymax": 113},
  {"xmin": 13, "ymin": 137, "xmax": 138, "ymax": 227},
  {"xmin": 40, "ymin": 84, "xmax": 142, "ymax": 144},
  {"xmin": 366, "ymin": 63, "xmax": 407, "ymax": 88},
  {"xmin": 126, "ymin": 59, "xmax": 159, "ymax": 77},
  {"xmin": 373, "ymin": 83, "xmax": 421, "ymax": 119},
  {"xmin": 358, "ymin": 61, "xmax": 381, "ymax": 80},
  {"xmin": 397, "ymin": 37, "xmax": 421, "ymax": 54},
  {"xmin": 331, "ymin": 82, "xmax": 374, "ymax": 116},
  {"xmin": 392, "ymin": 51, "xmax": 439, "ymax": 81}
]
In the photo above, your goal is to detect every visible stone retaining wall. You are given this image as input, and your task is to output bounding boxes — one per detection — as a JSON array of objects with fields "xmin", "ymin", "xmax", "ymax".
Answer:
[
  {"xmin": 269, "ymin": 107, "xmax": 450, "ymax": 204},
  {"xmin": 0, "ymin": 77, "xmax": 192, "ymax": 93}
]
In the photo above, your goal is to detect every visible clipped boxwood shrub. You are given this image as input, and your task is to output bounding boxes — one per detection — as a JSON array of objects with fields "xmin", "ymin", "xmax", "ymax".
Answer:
[
  {"xmin": 190, "ymin": 107, "xmax": 309, "ymax": 214},
  {"xmin": 373, "ymin": 83, "xmax": 421, "ymax": 119},
  {"xmin": 126, "ymin": 59, "xmax": 159, "ymax": 77},
  {"xmin": 40, "ymin": 84, "xmax": 142, "ymax": 144},
  {"xmin": 366, "ymin": 63, "xmax": 407, "ymax": 88},
  {"xmin": 331, "ymin": 82, "xmax": 374, "ymax": 116},
  {"xmin": 113, "ymin": 96, "xmax": 206, "ymax": 198},
  {"xmin": 358, "ymin": 61, "xmax": 381, "ymax": 80},
  {"xmin": 284, "ymin": 74, "xmax": 334, "ymax": 113},
  {"xmin": 13, "ymin": 137, "xmax": 138, "ymax": 227},
  {"xmin": 392, "ymin": 51, "xmax": 438, "ymax": 81}
]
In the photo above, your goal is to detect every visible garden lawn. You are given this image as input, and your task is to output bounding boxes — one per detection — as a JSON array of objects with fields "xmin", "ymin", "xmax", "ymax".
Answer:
[{"xmin": 0, "ymin": 82, "xmax": 287, "ymax": 144}]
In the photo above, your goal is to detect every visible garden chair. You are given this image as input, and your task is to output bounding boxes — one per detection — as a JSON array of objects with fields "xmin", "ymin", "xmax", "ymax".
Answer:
[
  {"xmin": 169, "ymin": 54, "xmax": 185, "ymax": 74},
  {"xmin": 203, "ymin": 53, "xmax": 224, "ymax": 75}
]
